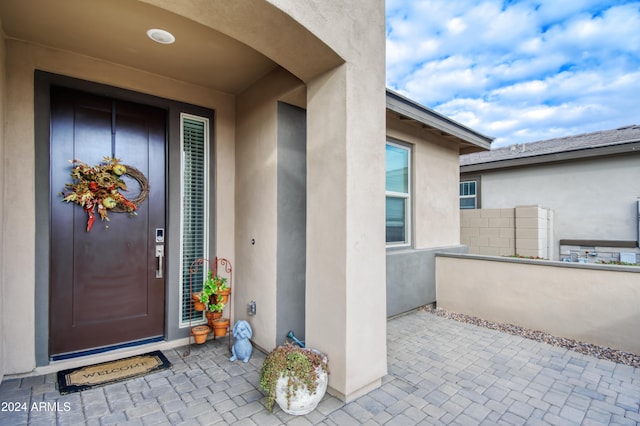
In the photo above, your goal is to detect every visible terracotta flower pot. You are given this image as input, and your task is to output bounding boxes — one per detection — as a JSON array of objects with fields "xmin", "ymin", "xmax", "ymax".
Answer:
[
  {"xmin": 191, "ymin": 325, "xmax": 210, "ymax": 344},
  {"xmin": 212, "ymin": 318, "xmax": 230, "ymax": 337},
  {"xmin": 216, "ymin": 288, "xmax": 231, "ymax": 305},
  {"xmin": 192, "ymin": 293, "xmax": 206, "ymax": 311},
  {"xmin": 206, "ymin": 310, "xmax": 222, "ymax": 327}
]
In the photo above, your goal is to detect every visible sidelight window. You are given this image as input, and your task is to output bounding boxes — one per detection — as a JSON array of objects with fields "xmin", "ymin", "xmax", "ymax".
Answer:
[{"xmin": 179, "ymin": 114, "xmax": 210, "ymax": 326}]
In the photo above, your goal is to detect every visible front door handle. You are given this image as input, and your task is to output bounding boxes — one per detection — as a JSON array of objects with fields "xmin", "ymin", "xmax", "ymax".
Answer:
[{"xmin": 155, "ymin": 245, "xmax": 164, "ymax": 279}]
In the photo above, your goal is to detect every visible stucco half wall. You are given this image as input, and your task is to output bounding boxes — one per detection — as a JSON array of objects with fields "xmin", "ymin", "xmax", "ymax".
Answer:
[
  {"xmin": 436, "ymin": 253, "xmax": 640, "ymax": 355},
  {"xmin": 386, "ymin": 246, "xmax": 467, "ymax": 317}
]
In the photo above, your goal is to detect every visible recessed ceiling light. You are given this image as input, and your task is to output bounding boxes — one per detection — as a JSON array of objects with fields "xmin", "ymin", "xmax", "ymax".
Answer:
[{"xmin": 147, "ymin": 29, "xmax": 175, "ymax": 44}]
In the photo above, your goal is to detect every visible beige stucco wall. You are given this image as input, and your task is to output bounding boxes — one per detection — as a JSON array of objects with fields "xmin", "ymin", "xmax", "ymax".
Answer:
[
  {"xmin": 235, "ymin": 67, "xmax": 304, "ymax": 351},
  {"xmin": 2, "ymin": 39, "xmax": 236, "ymax": 374},
  {"xmin": 0, "ymin": 24, "xmax": 6, "ymax": 382},
  {"xmin": 387, "ymin": 112, "xmax": 461, "ymax": 248},
  {"xmin": 140, "ymin": 0, "xmax": 388, "ymax": 401},
  {"xmin": 1, "ymin": 0, "xmax": 388, "ymax": 401},
  {"xmin": 436, "ymin": 254, "xmax": 640, "ymax": 354}
]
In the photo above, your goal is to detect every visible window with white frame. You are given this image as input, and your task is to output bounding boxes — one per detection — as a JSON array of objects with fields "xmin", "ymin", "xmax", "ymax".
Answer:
[
  {"xmin": 179, "ymin": 114, "xmax": 210, "ymax": 326},
  {"xmin": 386, "ymin": 141, "xmax": 411, "ymax": 245},
  {"xmin": 459, "ymin": 180, "xmax": 477, "ymax": 209}
]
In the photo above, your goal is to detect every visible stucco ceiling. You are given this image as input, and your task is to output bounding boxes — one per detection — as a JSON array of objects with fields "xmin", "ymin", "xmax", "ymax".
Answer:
[{"xmin": 0, "ymin": 0, "xmax": 279, "ymax": 94}]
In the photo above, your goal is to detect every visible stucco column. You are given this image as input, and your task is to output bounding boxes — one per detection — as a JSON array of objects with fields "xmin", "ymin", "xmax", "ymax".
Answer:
[
  {"xmin": 305, "ymin": 62, "xmax": 387, "ymax": 401},
  {"xmin": 0, "ymin": 25, "xmax": 6, "ymax": 381}
]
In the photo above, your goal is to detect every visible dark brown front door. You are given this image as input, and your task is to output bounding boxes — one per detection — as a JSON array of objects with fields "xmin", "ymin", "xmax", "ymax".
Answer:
[{"xmin": 49, "ymin": 87, "xmax": 166, "ymax": 356}]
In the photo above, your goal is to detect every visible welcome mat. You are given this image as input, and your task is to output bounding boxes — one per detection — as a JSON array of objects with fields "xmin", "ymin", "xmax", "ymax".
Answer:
[{"xmin": 56, "ymin": 350, "xmax": 171, "ymax": 394}]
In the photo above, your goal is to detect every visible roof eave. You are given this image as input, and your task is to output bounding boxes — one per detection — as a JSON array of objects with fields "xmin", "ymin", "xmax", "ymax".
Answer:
[{"xmin": 386, "ymin": 89, "xmax": 493, "ymax": 151}]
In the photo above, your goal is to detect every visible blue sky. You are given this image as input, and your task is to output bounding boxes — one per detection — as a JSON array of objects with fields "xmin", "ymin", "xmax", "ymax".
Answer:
[{"xmin": 386, "ymin": 0, "xmax": 640, "ymax": 148}]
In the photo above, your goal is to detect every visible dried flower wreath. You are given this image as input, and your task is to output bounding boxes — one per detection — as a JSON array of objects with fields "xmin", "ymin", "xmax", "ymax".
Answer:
[{"xmin": 61, "ymin": 157, "xmax": 149, "ymax": 232}]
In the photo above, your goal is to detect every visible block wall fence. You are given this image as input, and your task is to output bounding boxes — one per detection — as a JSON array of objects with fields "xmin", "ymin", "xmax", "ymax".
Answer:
[{"xmin": 460, "ymin": 205, "xmax": 553, "ymax": 259}]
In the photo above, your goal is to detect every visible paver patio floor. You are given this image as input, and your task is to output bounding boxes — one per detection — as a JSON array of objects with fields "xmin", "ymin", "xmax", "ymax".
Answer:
[{"xmin": 1, "ymin": 310, "xmax": 639, "ymax": 425}]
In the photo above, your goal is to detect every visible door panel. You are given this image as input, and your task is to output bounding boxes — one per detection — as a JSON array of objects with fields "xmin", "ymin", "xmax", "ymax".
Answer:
[{"xmin": 49, "ymin": 88, "xmax": 166, "ymax": 356}]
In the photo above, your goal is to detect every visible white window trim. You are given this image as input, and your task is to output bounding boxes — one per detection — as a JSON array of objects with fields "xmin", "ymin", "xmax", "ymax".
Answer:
[
  {"xmin": 179, "ymin": 113, "xmax": 210, "ymax": 328},
  {"xmin": 460, "ymin": 180, "xmax": 478, "ymax": 210},
  {"xmin": 386, "ymin": 140, "xmax": 412, "ymax": 248}
]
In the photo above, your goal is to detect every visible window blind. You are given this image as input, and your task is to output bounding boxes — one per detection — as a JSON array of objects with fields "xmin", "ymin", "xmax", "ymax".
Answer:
[{"xmin": 180, "ymin": 115, "xmax": 209, "ymax": 325}]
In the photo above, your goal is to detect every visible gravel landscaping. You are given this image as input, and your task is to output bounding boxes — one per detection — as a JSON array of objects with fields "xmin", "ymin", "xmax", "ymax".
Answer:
[{"xmin": 423, "ymin": 306, "xmax": 640, "ymax": 368}]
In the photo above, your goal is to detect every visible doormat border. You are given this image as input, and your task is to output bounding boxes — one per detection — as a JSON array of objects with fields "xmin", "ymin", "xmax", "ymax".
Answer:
[
  {"xmin": 56, "ymin": 350, "xmax": 171, "ymax": 394},
  {"xmin": 51, "ymin": 336, "xmax": 164, "ymax": 361}
]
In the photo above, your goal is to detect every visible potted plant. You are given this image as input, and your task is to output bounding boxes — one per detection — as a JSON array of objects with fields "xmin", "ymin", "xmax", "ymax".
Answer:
[
  {"xmin": 212, "ymin": 274, "xmax": 231, "ymax": 304},
  {"xmin": 191, "ymin": 292, "xmax": 206, "ymax": 311},
  {"xmin": 207, "ymin": 297, "xmax": 229, "ymax": 336},
  {"xmin": 199, "ymin": 271, "xmax": 216, "ymax": 306},
  {"xmin": 205, "ymin": 299, "xmax": 225, "ymax": 326},
  {"xmin": 191, "ymin": 325, "xmax": 210, "ymax": 344},
  {"xmin": 200, "ymin": 271, "xmax": 230, "ymax": 305},
  {"xmin": 211, "ymin": 317, "xmax": 230, "ymax": 337},
  {"xmin": 259, "ymin": 343, "xmax": 329, "ymax": 415}
]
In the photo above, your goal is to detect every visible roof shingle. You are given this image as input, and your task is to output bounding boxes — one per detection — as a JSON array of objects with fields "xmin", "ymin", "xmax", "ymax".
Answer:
[{"xmin": 460, "ymin": 124, "xmax": 640, "ymax": 166}]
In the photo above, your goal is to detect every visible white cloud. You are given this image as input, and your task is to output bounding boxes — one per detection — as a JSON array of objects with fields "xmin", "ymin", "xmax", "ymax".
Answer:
[
  {"xmin": 386, "ymin": 0, "xmax": 640, "ymax": 148},
  {"xmin": 492, "ymin": 80, "xmax": 548, "ymax": 99},
  {"xmin": 446, "ymin": 17, "xmax": 467, "ymax": 34}
]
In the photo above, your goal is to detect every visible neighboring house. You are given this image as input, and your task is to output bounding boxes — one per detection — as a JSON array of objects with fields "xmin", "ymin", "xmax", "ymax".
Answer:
[
  {"xmin": 460, "ymin": 125, "xmax": 640, "ymax": 262},
  {"xmin": 0, "ymin": 1, "xmax": 491, "ymax": 401}
]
